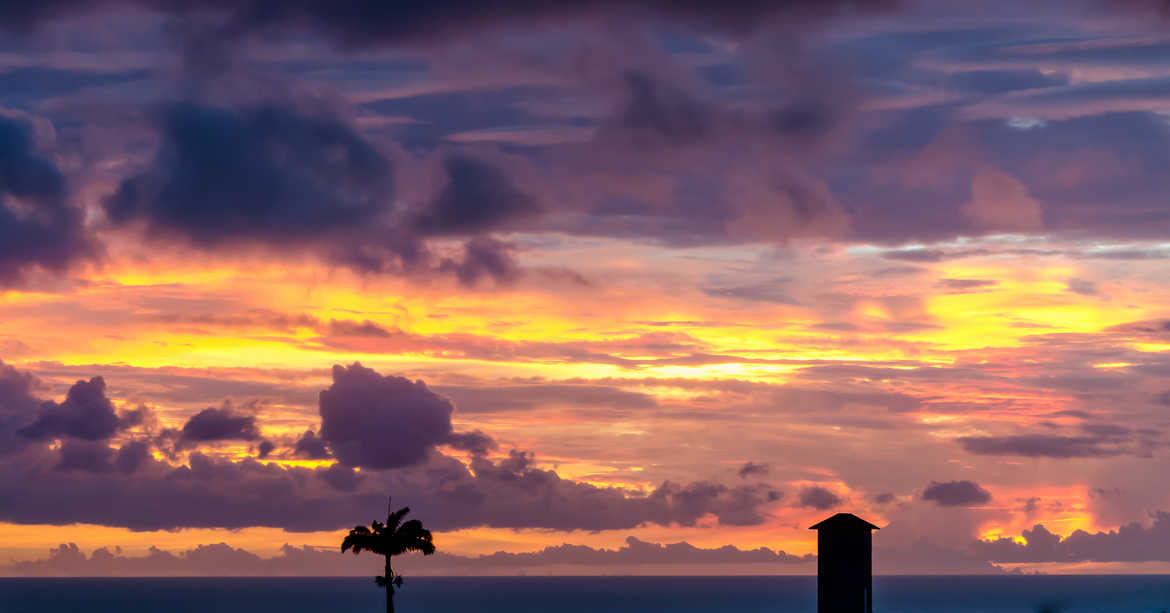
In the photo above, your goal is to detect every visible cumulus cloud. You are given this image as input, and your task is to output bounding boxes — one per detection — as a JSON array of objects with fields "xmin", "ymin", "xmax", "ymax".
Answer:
[
  {"xmin": 921, "ymin": 480, "xmax": 991, "ymax": 507},
  {"xmin": 318, "ymin": 363, "xmax": 455, "ymax": 469},
  {"xmin": 17, "ymin": 377, "xmax": 133, "ymax": 442},
  {"xmin": 974, "ymin": 512, "xmax": 1170, "ymax": 563}
]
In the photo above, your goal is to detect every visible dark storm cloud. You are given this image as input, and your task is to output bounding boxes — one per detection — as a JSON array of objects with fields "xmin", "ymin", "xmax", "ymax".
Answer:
[
  {"xmin": 437, "ymin": 237, "xmax": 521, "ymax": 286},
  {"xmin": 57, "ymin": 439, "xmax": 153, "ymax": 475},
  {"xmin": 17, "ymin": 377, "xmax": 131, "ymax": 442},
  {"xmin": 256, "ymin": 440, "xmax": 274, "ymax": 459},
  {"xmin": 921, "ymin": 480, "xmax": 991, "ymax": 507},
  {"xmin": 114, "ymin": 440, "xmax": 151, "ymax": 474},
  {"xmin": 103, "ymin": 102, "xmax": 392, "ymax": 247},
  {"xmin": 319, "ymin": 463, "xmax": 362, "ymax": 492},
  {"xmin": 797, "ymin": 486, "xmax": 842, "ymax": 510},
  {"xmin": 0, "ymin": 0, "xmax": 899, "ymax": 43},
  {"xmin": 101, "ymin": 102, "xmax": 528, "ymax": 285},
  {"xmin": 0, "ymin": 114, "xmax": 93, "ymax": 285},
  {"xmin": 974, "ymin": 511, "xmax": 1170, "ymax": 563},
  {"xmin": 55, "ymin": 440, "xmax": 115, "ymax": 473},
  {"xmin": 227, "ymin": 0, "xmax": 899, "ymax": 44},
  {"xmin": 175, "ymin": 406, "xmax": 261, "ymax": 445},
  {"xmin": 411, "ymin": 156, "xmax": 540, "ymax": 236},
  {"xmin": 317, "ymin": 363, "xmax": 455, "ymax": 469}
]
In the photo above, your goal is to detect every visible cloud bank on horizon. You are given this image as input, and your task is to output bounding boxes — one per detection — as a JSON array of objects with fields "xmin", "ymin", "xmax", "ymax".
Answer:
[{"xmin": 1, "ymin": 0, "xmax": 1170, "ymax": 575}]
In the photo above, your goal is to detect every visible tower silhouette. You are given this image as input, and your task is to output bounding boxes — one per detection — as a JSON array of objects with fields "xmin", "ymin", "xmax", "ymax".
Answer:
[{"xmin": 809, "ymin": 513, "xmax": 880, "ymax": 613}]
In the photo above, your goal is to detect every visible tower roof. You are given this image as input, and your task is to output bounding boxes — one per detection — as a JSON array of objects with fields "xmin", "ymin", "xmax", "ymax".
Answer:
[{"xmin": 808, "ymin": 513, "xmax": 880, "ymax": 531}]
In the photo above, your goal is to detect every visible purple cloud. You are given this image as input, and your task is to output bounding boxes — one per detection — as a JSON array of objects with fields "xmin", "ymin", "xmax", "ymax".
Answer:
[{"xmin": 921, "ymin": 480, "xmax": 991, "ymax": 507}]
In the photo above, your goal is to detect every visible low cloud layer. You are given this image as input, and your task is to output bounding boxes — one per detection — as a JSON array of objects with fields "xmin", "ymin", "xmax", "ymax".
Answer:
[
  {"xmin": 0, "ymin": 360, "xmax": 782, "ymax": 532},
  {"xmin": 2, "ymin": 535, "xmax": 814, "ymax": 577}
]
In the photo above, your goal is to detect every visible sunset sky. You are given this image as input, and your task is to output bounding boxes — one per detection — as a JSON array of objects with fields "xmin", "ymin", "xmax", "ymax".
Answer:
[{"xmin": 3, "ymin": 0, "xmax": 1170, "ymax": 576}]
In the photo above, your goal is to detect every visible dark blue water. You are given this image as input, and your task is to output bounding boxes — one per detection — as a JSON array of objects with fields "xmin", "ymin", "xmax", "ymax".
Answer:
[{"xmin": 2, "ymin": 576, "xmax": 1169, "ymax": 612}]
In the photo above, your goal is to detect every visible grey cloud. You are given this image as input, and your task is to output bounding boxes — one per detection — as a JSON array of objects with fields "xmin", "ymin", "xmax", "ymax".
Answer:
[
  {"xmin": 434, "ymin": 383, "xmax": 658, "ymax": 414},
  {"xmin": 0, "ymin": 359, "xmax": 43, "ymax": 454},
  {"xmin": 956, "ymin": 423, "xmax": 1154, "ymax": 458},
  {"xmin": 292, "ymin": 430, "xmax": 329, "ymax": 460},
  {"xmin": 939, "ymin": 278, "xmax": 998, "ymax": 290},
  {"xmin": 1067, "ymin": 277, "xmax": 1100, "ymax": 296},
  {"xmin": 175, "ymin": 406, "xmax": 261, "ymax": 446},
  {"xmin": 319, "ymin": 464, "xmax": 362, "ymax": 492},
  {"xmin": 921, "ymin": 480, "xmax": 991, "ymax": 507},
  {"xmin": 443, "ymin": 429, "xmax": 497, "ymax": 456},
  {"xmin": 55, "ymin": 440, "xmax": 115, "ymax": 473},
  {"xmin": 115, "ymin": 440, "xmax": 151, "ymax": 474},
  {"xmin": 797, "ymin": 486, "xmax": 841, "ymax": 510},
  {"xmin": 701, "ymin": 281, "xmax": 799, "ymax": 305},
  {"xmin": 738, "ymin": 461, "xmax": 769, "ymax": 478}
]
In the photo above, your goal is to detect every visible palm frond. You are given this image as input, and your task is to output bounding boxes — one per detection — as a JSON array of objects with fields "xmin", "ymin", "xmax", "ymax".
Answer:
[
  {"xmin": 341, "ymin": 524, "xmax": 378, "ymax": 554},
  {"xmin": 386, "ymin": 506, "xmax": 411, "ymax": 532},
  {"xmin": 392, "ymin": 519, "xmax": 436, "ymax": 555}
]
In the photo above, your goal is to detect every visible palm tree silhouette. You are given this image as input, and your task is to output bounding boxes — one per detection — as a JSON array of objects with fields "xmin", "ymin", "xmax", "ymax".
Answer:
[{"xmin": 342, "ymin": 497, "xmax": 436, "ymax": 613}]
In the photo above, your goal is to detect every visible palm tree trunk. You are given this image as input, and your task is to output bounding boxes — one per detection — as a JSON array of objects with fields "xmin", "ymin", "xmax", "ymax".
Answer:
[{"xmin": 385, "ymin": 556, "xmax": 394, "ymax": 613}]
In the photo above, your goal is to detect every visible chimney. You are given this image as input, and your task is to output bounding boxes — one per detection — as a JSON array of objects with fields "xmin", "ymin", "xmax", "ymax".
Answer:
[{"xmin": 809, "ymin": 513, "xmax": 880, "ymax": 613}]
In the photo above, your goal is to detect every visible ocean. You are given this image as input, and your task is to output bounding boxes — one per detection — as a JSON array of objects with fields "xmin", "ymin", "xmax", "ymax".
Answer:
[{"xmin": 2, "ymin": 576, "xmax": 1170, "ymax": 612}]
